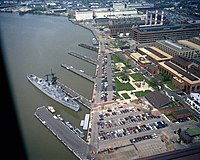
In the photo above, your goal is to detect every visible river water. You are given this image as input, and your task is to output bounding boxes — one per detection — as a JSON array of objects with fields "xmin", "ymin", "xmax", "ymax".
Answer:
[{"xmin": 0, "ymin": 12, "xmax": 97, "ymax": 160}]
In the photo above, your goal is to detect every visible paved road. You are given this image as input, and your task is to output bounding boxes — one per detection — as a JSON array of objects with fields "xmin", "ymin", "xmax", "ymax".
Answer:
[{"xmin": 94, "ymin": 39, "xmax": 115, "ymax": 104}]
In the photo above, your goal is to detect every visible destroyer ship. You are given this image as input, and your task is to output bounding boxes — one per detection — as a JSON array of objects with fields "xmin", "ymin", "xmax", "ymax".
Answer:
[{"xmin": 27, "ymin": 71, "xmax": 80, "ymax": 111}]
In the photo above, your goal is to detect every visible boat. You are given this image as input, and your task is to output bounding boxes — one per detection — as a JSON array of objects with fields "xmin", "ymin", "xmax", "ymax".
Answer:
[
  {"xmin": 47, "ymin": 105, "xmax": 56, "ymax": 113},
  {"xmin": 92, "ymin": 37, "xmax": 98, "ymax": 45},
  {"xmin": 74, "ymin": 128, "xmax": 84, "ymax": 138},
  {"xmin": 65, "ymin": 122, "xmax": 84, "ymax": 138},
  {"xmin": 27, "ymin": 71, "xmax": 80, "ymax": 112}
]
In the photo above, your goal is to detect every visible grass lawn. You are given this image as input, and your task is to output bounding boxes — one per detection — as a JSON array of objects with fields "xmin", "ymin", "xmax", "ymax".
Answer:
[
  {"xmin": 130, "ymin": 73, "xmax": 157, "ymax": 89},
  {"xmin": 130, "ymin": 73, "xmax": 145, "ymax": 81},
  {"xmin": 111, "ymin": 54, "xmax": 123, "ymax": 63},
  {"xmin": 121, "ymin": 93, "xmax": 131, "ymax": 99},
  {"xmin": 134, "ymin": 90, "xmax": 152, "ymax": 97},
  {"xmin": 115, "ymin": 78, "xmax": 135, "ymax": 91},
  {"xmin": 165, "ymin": 81, "xmax": 178, "ymax": 90}
]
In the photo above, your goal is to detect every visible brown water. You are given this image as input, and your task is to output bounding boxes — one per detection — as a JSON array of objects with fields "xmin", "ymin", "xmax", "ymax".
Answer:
[{"xmin": 0, "ymin": 12, "xmax": 97, "ymax": 160}]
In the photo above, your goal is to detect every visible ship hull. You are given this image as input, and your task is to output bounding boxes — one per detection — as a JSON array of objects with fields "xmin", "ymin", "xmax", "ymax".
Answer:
[{"xmin": 27, "ymin": 74, "xmax": 79, "ymax": 112}]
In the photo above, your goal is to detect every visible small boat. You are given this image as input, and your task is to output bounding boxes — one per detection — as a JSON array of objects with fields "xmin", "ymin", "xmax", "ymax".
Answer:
[
  {"xmin": 47, "ymin": 106, "xmax": 56, "ymax": 113},
  {"xmin": 74, "ymin": 128, "xmax": 84, "ymax": 138}
]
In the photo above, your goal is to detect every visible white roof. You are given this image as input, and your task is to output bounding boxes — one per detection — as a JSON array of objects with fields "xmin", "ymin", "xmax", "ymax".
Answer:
[{"xmin": 190, "ymin": 92, "xmax": 200, "ymax": 103}]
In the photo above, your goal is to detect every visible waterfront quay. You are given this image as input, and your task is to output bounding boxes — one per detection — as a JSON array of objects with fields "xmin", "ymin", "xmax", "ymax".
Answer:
[
  {"xmin": 61, "ymin": 63, "xmax": 95, "ymax": 83},
  {"xmin": 34, "ymin": 106, "xmax": 98, "ymax": 160},
  {"xmin": 56, "ymin": 80, "xmax": 92, "ymax": 109},
  {"xmin": 68, "ymin": 51, "xmax": 98, "ymax": 65},
  {"xmin": 78, "ymin": 43, "xmax": 99, "ymax": 52}
]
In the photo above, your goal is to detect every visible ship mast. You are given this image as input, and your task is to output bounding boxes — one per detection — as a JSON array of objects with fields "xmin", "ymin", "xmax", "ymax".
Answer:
[{"xmin": 50, "ymin": 69, "xmax": 58, "ymax": 85}]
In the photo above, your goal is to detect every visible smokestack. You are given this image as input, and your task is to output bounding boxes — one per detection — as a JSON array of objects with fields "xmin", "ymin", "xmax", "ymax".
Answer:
[
  {"xmin": 161, "ymin": 10, "xmax": 164, "ymax": 25},
  {"xmin": 155, "ymin": 10, "xmax": 158, "ymax": 25},
  {"xmin": 145, "ymin": 10, "xmax": 148, "ymax": 25},
  {"xmin": 150, "ymin": 12, "xmax": 152, "ymax": 26}
]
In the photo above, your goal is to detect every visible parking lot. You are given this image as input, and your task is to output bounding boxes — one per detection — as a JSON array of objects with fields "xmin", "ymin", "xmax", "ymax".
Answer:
[
  {"xmin": 91, "ymin": 104, "xmax": 171, "ymax": 153},
  {"xmin": 89, "ymin": 99, "xmax": 199, "ymax": 159}
]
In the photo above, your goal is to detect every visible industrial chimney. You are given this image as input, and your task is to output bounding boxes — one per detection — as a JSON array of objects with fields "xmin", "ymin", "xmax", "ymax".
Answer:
[
  {"xmin": 150, "ymin": 11, "xmax": 152, "ymax": 26},
  {"xmin": 145, "ymin": 10, "xmax": 148, "ymax": 25},
  {"xmin": 155, "ymin": 10, "xmax": 158, "ymax": 25},
  {"xmin": 161, "ymin": 10, "xmax": 164, "ymax": 25}
]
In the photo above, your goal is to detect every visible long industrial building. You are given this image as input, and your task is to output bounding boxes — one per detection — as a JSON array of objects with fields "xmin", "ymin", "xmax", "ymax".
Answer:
[
  {"xmin": 131, "ymin": 24, "xmax": 200, "ymax": 44},
  {"xmin": 155, "ymin": 40, "xmax": 200, "ymax": 59},
  {"xmin": 75, "ymin": 8, "xmax": 146, "ymax": 21},
  {"xmin": 108, "ymin": 9, "xmax": 164, "ymax": 37},
  {"xmin": 158, "ymin": 56, "xmax": 200, "ymax": 93}
]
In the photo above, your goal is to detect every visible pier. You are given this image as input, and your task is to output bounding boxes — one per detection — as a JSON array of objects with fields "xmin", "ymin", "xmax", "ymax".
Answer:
[
  {"xmin": 68, "ymin": 51, "xmax": 98, "ymax": 65},
  {"xmin": 61, "ymin": 64, "xmax": 95, "ymax": 83},
  {"xmin": 34, "ymin": 106, "xmax": 97, "ymax": 160},
  {"xmin": 78, "ymin": 43, "xmax": 99, "ymax": 52},
  {"xmin": 56, "ymin": 80, "xmax": 92, "ymax": 109}
]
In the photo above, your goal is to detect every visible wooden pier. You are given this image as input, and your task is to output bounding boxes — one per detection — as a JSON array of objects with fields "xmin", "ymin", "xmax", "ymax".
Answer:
[
  {"xmin": 61, "ymin": 64, "xmax": 95, "ymax": 83},
  {"xmin": 68, "ymin": 51, "xmax": 98, "ymax": 65},
  {"xmin": 34, "ymin": 106, "xmax": 97, "ymax": 160},
  {"xmin": 78, "ymin": 43, "xmax": 98, "ymax": 52},
  {"xmin": 56, "ymin": 80, "xmax": 92, "ymax": 109}
]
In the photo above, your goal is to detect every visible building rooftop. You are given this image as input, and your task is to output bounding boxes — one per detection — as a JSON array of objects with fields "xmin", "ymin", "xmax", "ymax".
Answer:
[
  {"xmin": 145, "ymin": 91, "xmax": 171, "ymax": 109},
  {"xmin": 142, "ymin": 46, "xmax": 173, "ymax": 61},
  {"xmin": 164, "ymin": 61, "xmax": 198, "ymax": 81},
  {"xmin": 180, "ymin": 131, "xmax": 192, "ymax": 142},
  {"xmin": 190, "ymin": 92, "xmax": 200, "ymax": 104},
  {"xmin": 130, "ymin": 52, "xmax": 151, "ymax": 64},
  {"xmin": 186, "ymin": 127, "xmax": 200, "ymax": 137},
  {"xmin": 178, "ymin": 40, "xmax": 200, "ymax": 51},
  {"xmin": 158, "ymin": 40, "xmax": 193, "ymax": 52},
  {"xmin": 171, "ymin": 108, "xmax": 191, "ymax": 116},
  {"xmin": 193, "ymin": 57, "xmax": 200, "ymax": 64},
  {"xmin": 137, "ymin": 24, "xmax": 200, "ymax": 32},
  {"xmin": 159, "ymin": 61, "xmax": 200, "ymax": 84},
  {"xmin": 188, "ymin": 65, "xmax": 200, "ymax": 79},
  {"xmin": 171, "ymin": 55, "xmax": 192, "ymax": 68}
]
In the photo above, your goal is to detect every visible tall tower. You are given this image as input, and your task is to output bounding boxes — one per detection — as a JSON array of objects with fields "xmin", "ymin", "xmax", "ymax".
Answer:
[
  {"xmin": 155, "ymin": 10, "xmax": 158, "ymax": 25},
  {"xmin": 145, "ymin": 10, "xmax": 148, "ymax": 25},
  {"xmin": 161, "ymin": 10, "xmax": 164, "ymax": 25},
  {"xmin": 150, "ymin": 11, "xmax": 153, "ymax": 26}
]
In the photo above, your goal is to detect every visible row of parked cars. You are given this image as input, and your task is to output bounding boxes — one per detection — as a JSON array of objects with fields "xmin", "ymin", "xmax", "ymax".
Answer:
[
  {"xmin": 98, "ymin": 112, "xmax": 161, "ymax": 130},
  {"xmin": 98, "ymin": 107, "xmax": 141, "ymax": 120},
  {"xmin": 98, "ymin": 120, "xmax": 168, "ymax": 141},
  {"xmin": 130, "ymin": 133, "xmax": 158, "ymax": 144},
  {"xmin": 100, "ymin": 53, "xmax": 116, "ymax": 102}
]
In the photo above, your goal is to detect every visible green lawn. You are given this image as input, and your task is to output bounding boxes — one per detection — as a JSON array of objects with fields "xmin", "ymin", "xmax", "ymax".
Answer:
[
  {"xmin": 165, "ymin": 81, "xmax": 178, "ymax": 90},
  {"xmin": 110, "ymin": 39, "xmax": 128, "ymax": 47},
  {"xmin": 115, "ymin": 78, "xmax": 135, "ymax": 91},
  {"xmin": 111, "ymin": 54, "xmax": 126, "ymax": 65},
  {"xmin": 130, "ymin": 73, "xmax": 145, "ymax": 81},
  {"xmin": 121, "ymin": 93, "xmax": 131, "ymax": 99},
  {"xmin": 134, "ymin": 90, "xmax": 152, "ymax": 97}
]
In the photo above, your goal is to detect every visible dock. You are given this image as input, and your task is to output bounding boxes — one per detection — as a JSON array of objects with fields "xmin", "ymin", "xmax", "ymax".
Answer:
[
  {"xmin": 61, "ymin": 64, "xmax": 95, "ymax": 83},
  {"xmin": 78, "ymin": 43, "xmax": 99, "ymax": 52},
  {"xmin": 56, "ymin": 80, "xmax": 92, "ymax": 109},
  {"xmin": 34, "ymin": 106, "xmax": 97, "ymax": 160},
  {"xmin": 68, "ymin": 51, "xmax": 98, "ymax": 65}
]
